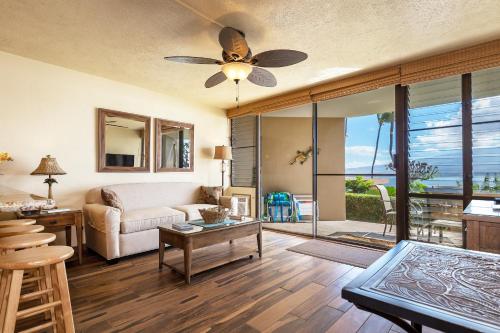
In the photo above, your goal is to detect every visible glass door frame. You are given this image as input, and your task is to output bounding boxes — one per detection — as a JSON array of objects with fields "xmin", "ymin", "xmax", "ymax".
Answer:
[
  {"xmin": 312, "ymin": 103, "xmax": 318, "ymax": 238},
  {"xmin": 311, "ymin": 88, "xmax": 399, "ymax": 244},
  {"xmin": 257, "ymin": 109, "xmax": 315, "ymax": 236},
  {"xmin": 395, "ymin": 84, "xmax": 409, "ymax": 242}
]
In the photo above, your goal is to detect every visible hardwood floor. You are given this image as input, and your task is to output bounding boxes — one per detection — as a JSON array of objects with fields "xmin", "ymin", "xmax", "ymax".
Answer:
[{"xmin": 64, "ymin": 231, "xmax": 441, "ymax": 333}]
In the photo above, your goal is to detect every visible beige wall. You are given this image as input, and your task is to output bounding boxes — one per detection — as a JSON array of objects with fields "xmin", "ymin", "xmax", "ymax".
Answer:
[
  {"xmin": 0, "ymin": 51, "xmax": 229, "ymax": 211},
  {"xmin": 317, "ymin": 119, "xmax": 346, "ymax": 221},
  {"xmin": 261, "ymin": 117, "xmax": 345, "ymax": 221}
]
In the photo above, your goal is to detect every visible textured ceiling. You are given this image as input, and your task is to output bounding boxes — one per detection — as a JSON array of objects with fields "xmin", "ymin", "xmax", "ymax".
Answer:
[{"xmin": 0, "ymin": 0, "xmax": 499, "ymax": 109}]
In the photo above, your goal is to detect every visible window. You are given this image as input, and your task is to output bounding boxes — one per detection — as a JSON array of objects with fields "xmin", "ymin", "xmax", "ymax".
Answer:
[
  {"xmin": 472, "ymin": 67, "xmax": 500, "ymax": 196},
  {"xmin": 408, "ymin": 76, "xmax": 463, "ymax": 194},
  {"xmin": 231, "ymin": 116, "xmax": 257, "ymax": 187},
  {"xmin": 407, "ymin": 76, "xmax": 463, "ymax": 247}
]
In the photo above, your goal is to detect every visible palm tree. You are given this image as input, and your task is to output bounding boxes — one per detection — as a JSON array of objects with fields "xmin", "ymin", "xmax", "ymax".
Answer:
[{"xmin": 371, "ymin": 112, "xmax": 394, "ymax": 177}]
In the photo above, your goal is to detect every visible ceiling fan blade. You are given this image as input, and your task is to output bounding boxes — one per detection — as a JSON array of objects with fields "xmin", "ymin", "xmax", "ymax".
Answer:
[
  {"xmin": 218, "ymin": 27, "xmax": 249, "ymax": 60},
  {"xmin": 252, "ymin": 49, "xmax": 308, "ymax": 67},
  {"xmin": 164, "ymin": 56, "xmax": 222, "ymax": 65},
  {"xmin": 205, "ymin": 71, "xmax": 227, "ymax": 88},
  {"xmin": 247, "ymin": 67, "xmax": 277, "ymax": 87}
]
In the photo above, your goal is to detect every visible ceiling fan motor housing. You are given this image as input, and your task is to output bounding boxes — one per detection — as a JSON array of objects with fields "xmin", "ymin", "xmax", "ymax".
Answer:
[{"xmin": 222, "ymin": 49, "xmax": 252, "ymax": 62}]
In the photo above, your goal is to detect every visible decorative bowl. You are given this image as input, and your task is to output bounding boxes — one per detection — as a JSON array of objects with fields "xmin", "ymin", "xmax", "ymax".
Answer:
[{"xmin": 199, "ymin": 206, "xmax": 229, "ymax": 224}]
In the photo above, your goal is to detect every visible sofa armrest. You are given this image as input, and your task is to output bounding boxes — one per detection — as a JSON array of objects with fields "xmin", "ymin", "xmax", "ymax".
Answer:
[
  {"xmin": 219, "ymin": 196, "xmax": 238, "ymax": 215},
  {"xmin": 83, "ymin": 203, "xmax": 121, "ymax": 259}
]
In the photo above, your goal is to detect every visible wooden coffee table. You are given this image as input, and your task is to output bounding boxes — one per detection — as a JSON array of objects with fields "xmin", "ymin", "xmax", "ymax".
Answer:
[{"xmin": 158, "ymin": 219, "xmax": 262, "ymax": 284}]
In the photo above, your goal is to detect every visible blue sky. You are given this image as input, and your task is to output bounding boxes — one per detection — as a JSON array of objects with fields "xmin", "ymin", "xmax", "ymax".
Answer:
[
  {"xmin": 344, "ymin": 95, "xmax": 500, "ymax": 191},
  {"xmin": 345, "ymin": 114, "xmax": 394, "ymax": 172}
]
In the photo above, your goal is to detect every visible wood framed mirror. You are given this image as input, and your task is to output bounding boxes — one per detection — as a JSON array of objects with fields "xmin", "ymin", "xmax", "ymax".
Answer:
[
  {"xmin": 155, "ymin": 118, "xmax": 194, "ymax": 172},
  {"xmin": 97, "ymin": 108, "xmax": 151, "ymax": 172}
]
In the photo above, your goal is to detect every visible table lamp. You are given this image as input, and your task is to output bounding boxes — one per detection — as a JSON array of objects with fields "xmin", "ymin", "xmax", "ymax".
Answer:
[
  {"xmin": 31, "ymin": 155, "xmax": 66, "ymax": 200},
  {"xmin": 213, "ymin": 145, "xmax": 232, "ymax": 195}
]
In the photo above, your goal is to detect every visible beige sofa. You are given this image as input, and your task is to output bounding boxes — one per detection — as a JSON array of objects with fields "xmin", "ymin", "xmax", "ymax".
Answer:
[{"xmin": 83, "ymin": 182, "xmax": 236, "ymax": 261}]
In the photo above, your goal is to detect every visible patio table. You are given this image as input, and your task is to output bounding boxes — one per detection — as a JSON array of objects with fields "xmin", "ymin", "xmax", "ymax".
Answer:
[{"xmin": 430, "ymin": 219, "xmax": 463, "ymax": 243}]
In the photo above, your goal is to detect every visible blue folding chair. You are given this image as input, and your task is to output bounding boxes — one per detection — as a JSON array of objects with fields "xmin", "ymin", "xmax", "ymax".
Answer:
[{"xmin": 265, "ymin": 192, "xmax": 298, "ymax": 222}]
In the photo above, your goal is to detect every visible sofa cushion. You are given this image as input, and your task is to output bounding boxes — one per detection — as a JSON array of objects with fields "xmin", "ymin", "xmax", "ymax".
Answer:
[
  {"xmin": 174, "ymin": 204, "xmax": 218, "ymax": 221},
  {"xmin": 120, "ymin": 207, "xmax": 185, "ymax": 234},
  {"xmin": 101, "ymin": 188, "xmax": 124, "ymax": 212},
  {"xmin": 198, "ymin": 186, "xmax": 223, "ymax": 205}
]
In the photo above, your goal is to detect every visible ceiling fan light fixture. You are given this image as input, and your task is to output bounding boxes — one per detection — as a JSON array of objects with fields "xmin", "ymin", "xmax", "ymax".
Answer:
[
  {"xmin": 165, "ymin": 27, "xmax": 307, "ymax": 90},
  {"xmin": 222, "ymin": 62, "xmax": 252, "ymax": 81}
]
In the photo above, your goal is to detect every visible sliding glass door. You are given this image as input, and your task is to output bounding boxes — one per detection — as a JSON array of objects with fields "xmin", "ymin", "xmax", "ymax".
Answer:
[
  {"xmin": 230, "ymin": 66, "xmax": 499, "ymax": 249},
  {"xmin": 259, "ymin": 104, "xmax": 314, "ymax": 236},
  {"xmin": 315, "ymin": 87, "xmax": 397, "ymax": 248}
]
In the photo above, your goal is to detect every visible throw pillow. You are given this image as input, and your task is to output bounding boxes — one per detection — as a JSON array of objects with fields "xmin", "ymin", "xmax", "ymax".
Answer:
[
  {"xmin": 101, "ymin": 188, "xmax": 124, "ymax": 212},
  {"xmin": 198, "ymin": 186, "xmax": 223, "ymax": 205}
]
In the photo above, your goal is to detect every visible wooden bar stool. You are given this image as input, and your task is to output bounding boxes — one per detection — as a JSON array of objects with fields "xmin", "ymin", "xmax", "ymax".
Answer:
[
  {"xmin": 0, "ymin": 233, "xmax": 58, "ymax": 325},
  {"xmin": 0, "ymin": 220, "xmax": 36, "ymax": 228},
  {"xmin": 0, "ymin": 246, "xmax": 75, "ymax": 333},
  {"xmin": 0, "ymin": 225, "xmax": 44, "ymax": 238},
  {"xmin": 0, "ymin": 233, "xmax": 56, "ymax": 255}
]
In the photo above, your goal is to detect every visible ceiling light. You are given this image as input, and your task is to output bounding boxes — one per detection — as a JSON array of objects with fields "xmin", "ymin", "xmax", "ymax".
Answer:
[{"xmin": 222, "ymin": 62, "xmax": 252, "ymax": 81}]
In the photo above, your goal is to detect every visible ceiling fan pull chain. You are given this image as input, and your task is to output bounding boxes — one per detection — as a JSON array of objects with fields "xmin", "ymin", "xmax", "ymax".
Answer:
[{"xmin": 235, "ymin": 79, "xmax": 240, "ymax": 108}]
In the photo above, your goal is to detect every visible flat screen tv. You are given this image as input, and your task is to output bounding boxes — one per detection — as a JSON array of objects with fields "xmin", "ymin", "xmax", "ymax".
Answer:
[{"xmin": 106, "ymin": 154, "xmax": 134, "ymax": 167}]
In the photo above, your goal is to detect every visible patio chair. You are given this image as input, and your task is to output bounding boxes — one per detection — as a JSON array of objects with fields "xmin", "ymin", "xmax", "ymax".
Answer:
[
  {"xmin": 265, "ymin": 192, "xmax": 298, "ymax": 222},
  {"xmin": 374, "ymin": 185, "xmax": 395, "ymax": 236},
  {"xmin": 409, "ymin": 200, "xmax": 431, "ymax": 241}
]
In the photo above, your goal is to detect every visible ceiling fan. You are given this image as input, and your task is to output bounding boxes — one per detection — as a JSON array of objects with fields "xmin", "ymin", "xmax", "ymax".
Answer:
[{"xmin": 164, "ymin": 27, "xmax": 308, "ymax": 88}]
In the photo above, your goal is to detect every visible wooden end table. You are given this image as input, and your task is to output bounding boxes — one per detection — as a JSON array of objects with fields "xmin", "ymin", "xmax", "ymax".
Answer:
[
  {"xmin": 342, "ymin": 240, "xmax": 500, "ymax": 333},
  {"xmin": 158, "ymin": 219, "xmax": 262, "ymax": 284},
  {"xmin": 17, "ymin": 209, "xmax": 83, "ymax": 264}
]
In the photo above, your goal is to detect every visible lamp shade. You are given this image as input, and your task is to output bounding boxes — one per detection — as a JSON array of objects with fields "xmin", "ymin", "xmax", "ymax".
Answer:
[
  {"xmin": 31, "ymin": 155, "xmax": 66, "ymax": 175},
  {"xmin": 214, "ymin": 146, "xmax": 232, "ymax": 160}
]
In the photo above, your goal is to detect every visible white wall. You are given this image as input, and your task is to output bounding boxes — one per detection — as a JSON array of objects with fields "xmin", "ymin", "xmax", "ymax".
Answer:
[{"xmin": 0, "ymin": 51, "xmax": 229, "ymax": 209}]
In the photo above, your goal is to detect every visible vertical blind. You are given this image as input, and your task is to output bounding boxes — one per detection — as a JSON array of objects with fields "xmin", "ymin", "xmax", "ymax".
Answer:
[
  {"xmin": 471, "ymin": 67, "xmax": 500, "ymax": 195},
  {"xmin": 231, "ymin": 116, "xmax": 257, "ymax": 187},
  {"xmin": 407, "ymin": 76, "xmax": 465, "ymax": 246},
  {"xmin": 407, "ymin": 76, "xmax": 463, "ymax": 194}
]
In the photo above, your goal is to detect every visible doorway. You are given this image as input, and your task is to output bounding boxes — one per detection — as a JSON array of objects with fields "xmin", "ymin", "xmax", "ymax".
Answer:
[{"xmin": 315, "ymin": 87, "xmax": 397, "ymax": 248}]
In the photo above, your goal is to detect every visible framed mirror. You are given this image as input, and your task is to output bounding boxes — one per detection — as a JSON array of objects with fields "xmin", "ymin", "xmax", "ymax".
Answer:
[
  {"xmin": 155, "ymin": 118, "xmax": 194, "ymax": 172},
  {"xmin": 97, "ymin": 108, "xmax": 151, "ymax": 172}
]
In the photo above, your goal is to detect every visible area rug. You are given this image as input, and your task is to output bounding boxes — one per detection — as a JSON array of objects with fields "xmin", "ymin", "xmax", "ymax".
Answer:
[{"xmin": 287, "ymin": 239, "xmax": 386, "ymax": 268}]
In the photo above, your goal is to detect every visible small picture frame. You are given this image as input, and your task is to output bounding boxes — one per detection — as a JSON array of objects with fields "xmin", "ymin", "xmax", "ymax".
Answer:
[{"xmin": 232, "ymin": 193, "xmax": 252, "ymax": 217}]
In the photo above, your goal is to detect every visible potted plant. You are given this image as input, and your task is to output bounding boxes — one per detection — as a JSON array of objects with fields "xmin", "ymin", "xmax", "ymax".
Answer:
[
  {"xmin": 0, "ymin": 152, "xmax": 13, "ymax": 163},
  {"xmin": 0, "ymin": 152, "xmax": 13, "ymax": 174}
]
